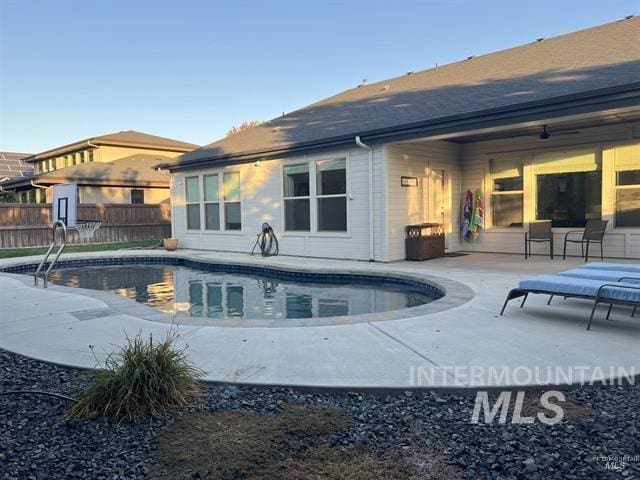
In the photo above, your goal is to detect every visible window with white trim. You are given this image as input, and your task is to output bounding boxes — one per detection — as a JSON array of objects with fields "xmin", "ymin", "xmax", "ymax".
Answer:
[
  {"xmin": 533, "ymin": 150, "xmax": 601, "ymax": 228},
  {"xmin": 185, "ymin": 176, "xmax": 201, "ymax": 230},
  {"xmin": 223, "ymin": 172, "xmax": 241, "ymax": 230},
  {"xmin": 316, "ymin": 158, "xmax": 347, "ymax": 232},
  {"xmin": 184, "ymin": 172, "xmax": 242, "ymax": 232},
  {"xmin": 490, "ymin": 158, "xmax": 523, "ymax": 227},
  {"xmin": 283, "ymin": 163, "xmax": 310, "ymax": 231},
  {"xmin": 615, "ymin": 145, "xmax": 640, "ymax": 227},
  {"xmin": 203, "ymin": 174, "xmax": 220, "ymax": 230}
]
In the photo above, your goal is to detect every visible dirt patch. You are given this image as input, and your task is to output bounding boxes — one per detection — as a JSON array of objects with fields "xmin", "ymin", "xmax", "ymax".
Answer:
[
  {"xmin": 279, "ymin": 402, "xmax": 353, "ymax": 438},
  {"xmin": 147, "ymin": 404, "xmax": 462, "ymax": 480},
  {"xmin": 280, "ymin": 445, "xmax": 465, "ymax": 480},
  {"xmin": 147, "ymin": 411, "xmax": 282, "ymax": 479}
]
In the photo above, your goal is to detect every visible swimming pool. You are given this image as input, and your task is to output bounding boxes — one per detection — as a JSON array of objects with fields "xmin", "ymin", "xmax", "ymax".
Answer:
[{"xmin": 45, "ymin": 262, "xmax": 442, "ymax": 320}]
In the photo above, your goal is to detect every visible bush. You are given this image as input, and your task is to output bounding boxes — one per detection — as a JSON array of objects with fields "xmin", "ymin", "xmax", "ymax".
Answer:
[{"xmin": 68, "ymin": 331, "xmax": 203, "ymax": 422}]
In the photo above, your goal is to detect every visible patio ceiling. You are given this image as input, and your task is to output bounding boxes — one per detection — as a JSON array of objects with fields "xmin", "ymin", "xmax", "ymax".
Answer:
[{"xmin": 396, "ymin": 105, "xmax": 640, "ymax": 145}]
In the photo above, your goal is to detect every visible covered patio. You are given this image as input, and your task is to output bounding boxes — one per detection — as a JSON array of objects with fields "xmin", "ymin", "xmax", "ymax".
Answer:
[{"xmin": 383, "ymin": 107, "xmax": 640, "ymax": 261}]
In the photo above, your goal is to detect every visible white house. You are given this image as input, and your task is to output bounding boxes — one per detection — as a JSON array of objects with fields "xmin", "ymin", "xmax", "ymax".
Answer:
[{"xmin": 161, "ymin": 17, "xmax": 640, "ymax": 261}]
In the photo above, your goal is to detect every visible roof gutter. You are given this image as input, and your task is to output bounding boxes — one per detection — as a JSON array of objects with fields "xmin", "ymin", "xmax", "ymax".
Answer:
[
  {"xmin": 159, "ymin": 136, "xmax": 357, "ymax": 171},
  {"xmin": 0, "ymin": 177, "xmax": 33, "ymax": 190},
  {"xmin": 161, "ymin": 82, "xmax": 640, "ymax": 172},
  {"xmin": 355, "ymin": 136, "xmax": 375, "ymax": 262}
]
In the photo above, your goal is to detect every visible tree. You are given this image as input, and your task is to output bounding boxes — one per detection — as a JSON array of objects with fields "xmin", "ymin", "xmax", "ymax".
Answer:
[
  {"xmin": 0, "ymin": 190, "xmax": 16, "ymax": 203},
  {"xmin": 225, "ymin": 120, "xmax": 262, "ymax": 137}
]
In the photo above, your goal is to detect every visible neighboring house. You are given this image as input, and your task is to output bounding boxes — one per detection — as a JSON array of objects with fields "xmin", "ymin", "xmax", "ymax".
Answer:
[
  {"xmin": 3, "ymin": 131, "xmax": 198, "ymax": 204},
  {"xmin": 0, "ymin": 152, "xmax": 33, "ymax": 183},
  {"xmin": 161, "ymin": 17, "xmax": 640, "ymax": 260},
  {"xmin": 0, "ymin": 152, "xmax": 33, "ymax": 202}
]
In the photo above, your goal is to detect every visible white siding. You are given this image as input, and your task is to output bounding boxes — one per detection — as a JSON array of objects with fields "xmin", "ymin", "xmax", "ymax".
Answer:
[
  {"xmin": 170, "ymin": 122, "xmax": 639, "ymax": 261},
  {"xmin": 171, "ymin": 147, "xmax": 381, "ymax": 261},
  {"xmin": 384, "ymin": 141, "xmax": 461, "ymax": 261},
  {"xmin": 459, "ymin": 122, "xmax": 640, "ymax": 259}
]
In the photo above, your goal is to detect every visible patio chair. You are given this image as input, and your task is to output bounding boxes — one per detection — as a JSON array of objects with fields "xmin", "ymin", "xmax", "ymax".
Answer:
[
  {"xmin": 524, "ymin": 220, "xmax": 553, "ymax": 259},
  {"xmin": 562, "ymin": 219, "xmax": 608, "ymax": 261},
  {"xmin": 500, "ymin": 274, "xmax": 640, "ymax": 330}
]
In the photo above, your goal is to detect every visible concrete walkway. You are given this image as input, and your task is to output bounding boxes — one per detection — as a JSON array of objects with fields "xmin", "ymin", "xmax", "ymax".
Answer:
[{"xmin": 1, "ymin": 250, "xmax": 639, "ymax": 390}]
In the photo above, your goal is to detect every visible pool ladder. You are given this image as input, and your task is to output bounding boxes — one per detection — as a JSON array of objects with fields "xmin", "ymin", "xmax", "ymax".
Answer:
[{"xmin": 34, "ymin": 220, "xmax": 67, "ymax": 288}]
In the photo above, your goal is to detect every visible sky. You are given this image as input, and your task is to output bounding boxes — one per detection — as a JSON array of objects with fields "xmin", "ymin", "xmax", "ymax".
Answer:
[{"xmin": 0, "ymin": 0, "xmax": 637, "ymax": 153}]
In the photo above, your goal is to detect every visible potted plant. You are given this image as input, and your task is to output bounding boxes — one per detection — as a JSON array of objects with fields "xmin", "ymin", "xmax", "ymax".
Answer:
[{"xmin": 163, "ymin": 238, "xmax": 179, "ymax": 251}]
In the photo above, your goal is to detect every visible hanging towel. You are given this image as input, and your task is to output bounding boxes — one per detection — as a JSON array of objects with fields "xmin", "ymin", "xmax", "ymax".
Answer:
[
  {"xmin": 461, "ymin": 190, "xmax": 473, "ymax": 241},
  {"xmin": 471, "ymin": 188, "xmax": 484, "ymax": 240}
]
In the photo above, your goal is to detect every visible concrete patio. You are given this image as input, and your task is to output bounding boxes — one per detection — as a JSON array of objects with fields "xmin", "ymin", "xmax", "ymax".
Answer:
[{"xmin": 0, "ymin": 250, "xmax": 638, "ymax": 390}]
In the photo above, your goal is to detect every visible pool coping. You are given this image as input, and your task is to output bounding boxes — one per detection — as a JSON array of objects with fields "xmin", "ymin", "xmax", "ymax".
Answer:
[{"xmin": 1, "ymin": 252, "xmax": 474, "ymax": 327}]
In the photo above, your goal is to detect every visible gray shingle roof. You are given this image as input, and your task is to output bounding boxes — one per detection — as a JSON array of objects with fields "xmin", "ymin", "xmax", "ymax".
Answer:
[
  {"xmin": 25, "ymin": 130, "xmax": 199, "ymax": 162},
  {"xmin": 35, "ymin": 155, "xmax": 171, "ymax": 187},
  {"xmin": 2, "ymin": 155, "xmax": 170, "ymax": 188},
  {"xmin": 0, "ymin": 152, "xmax": 33, "ymax": 182},
  {"xmin": 167, "ymin": 16, "xmax": 640, "ymax": 169}
]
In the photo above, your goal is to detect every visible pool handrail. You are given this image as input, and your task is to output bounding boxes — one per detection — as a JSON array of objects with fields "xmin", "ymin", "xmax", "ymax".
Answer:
[{"xmin": 34, "ymin": 220, "xmax": 67, "ymax": 288}]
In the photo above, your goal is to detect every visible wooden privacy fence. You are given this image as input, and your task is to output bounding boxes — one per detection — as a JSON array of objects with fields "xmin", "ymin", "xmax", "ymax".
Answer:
[{"xmin": 0, "ymin": 203, "xmax": 171, "ymax": 248}]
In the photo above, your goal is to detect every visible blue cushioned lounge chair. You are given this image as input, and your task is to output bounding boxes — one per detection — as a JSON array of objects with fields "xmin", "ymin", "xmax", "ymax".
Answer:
[
  {"xmin": 500, "ymin": 275, "xmax": 640, "ymax": 330},
  {"xmin": 579, "ymin": 263, "xmax": 640, "ymax": 274},
  {"xmin": 552, "ymin": 269, "xmax": 640, "ymax": 317},
  {"xmin": 557, "ymin": 268, "xmax": 640, "ymax": 283}
]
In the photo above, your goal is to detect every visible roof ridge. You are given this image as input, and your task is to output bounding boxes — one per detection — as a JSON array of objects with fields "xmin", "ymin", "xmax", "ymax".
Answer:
[
  {"xmin": 165, "ymin": 16, "xmax": 640, "ymax": 170},
  {"xmin": 23, "ymin": 130, "xmax": 198, "ymax": 162},
  {"xmin": 344, "ymin": 15, "xmax": 639, "ymax": 92},
  {"xmin": 273, "ymin": 15, "xmax": 639, "ymax": 114}
]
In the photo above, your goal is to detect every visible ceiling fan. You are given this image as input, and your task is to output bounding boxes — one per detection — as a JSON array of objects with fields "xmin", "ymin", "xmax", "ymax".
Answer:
[{"xmin": 536, "ymin": 124, "xmax": 581, "ymax": 141}]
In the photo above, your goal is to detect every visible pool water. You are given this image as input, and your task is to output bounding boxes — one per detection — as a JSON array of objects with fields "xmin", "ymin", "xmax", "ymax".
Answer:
[{"xmin": 48, "ymin": 264, "xmax": 439, "ymax": 320}]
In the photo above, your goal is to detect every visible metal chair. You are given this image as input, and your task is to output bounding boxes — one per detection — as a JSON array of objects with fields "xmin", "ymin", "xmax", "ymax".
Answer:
[
  {"xmin": 525, "ymin": 221, "xmax": 553, "ymax": 259},
  {"xmin": 563, "ymin": 219, "xmax": 608, "ymax": 261}
]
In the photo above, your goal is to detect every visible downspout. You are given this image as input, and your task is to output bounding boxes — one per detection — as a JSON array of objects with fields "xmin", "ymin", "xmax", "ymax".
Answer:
[
  {"xmin": 168, "ymin": 171, "xmax": 175, "ymax": 239},
  {"xmin": 31, "ymin": 180, "xmax": 49, "ymax": 203},
  {"xmin": 87, "ymin": 141, "xmax": 99, "ymax": 162},
  {"xmin": 355, "ymin": 136, "xmax": 375, "ymax": 262},
  {"xmin": 155, "ymin": 166, "xmax": 174, "ymax": 238}
]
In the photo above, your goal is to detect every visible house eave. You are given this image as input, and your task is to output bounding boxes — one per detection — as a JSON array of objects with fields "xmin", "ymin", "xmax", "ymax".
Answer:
[{"xmin": 1, "ymin": 177, "xmax": 169, "ymax": 190}]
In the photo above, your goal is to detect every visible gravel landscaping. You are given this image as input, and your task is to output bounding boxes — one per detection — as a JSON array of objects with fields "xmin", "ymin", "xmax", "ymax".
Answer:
[{"xmin": 1, "ymin": 348, "xmax": 639, "ymax": 479}]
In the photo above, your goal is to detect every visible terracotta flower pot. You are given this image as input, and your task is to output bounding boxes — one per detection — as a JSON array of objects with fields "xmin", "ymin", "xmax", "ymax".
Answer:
[{"xmin": 163, "ymin": 238, "xmax": 179, "ymax": 251}]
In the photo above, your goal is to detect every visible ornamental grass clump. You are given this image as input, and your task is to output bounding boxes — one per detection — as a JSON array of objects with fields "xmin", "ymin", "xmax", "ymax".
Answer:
[{"xmin": 68, "ymin": 331, "xmax": 203, "ymax": 422}]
